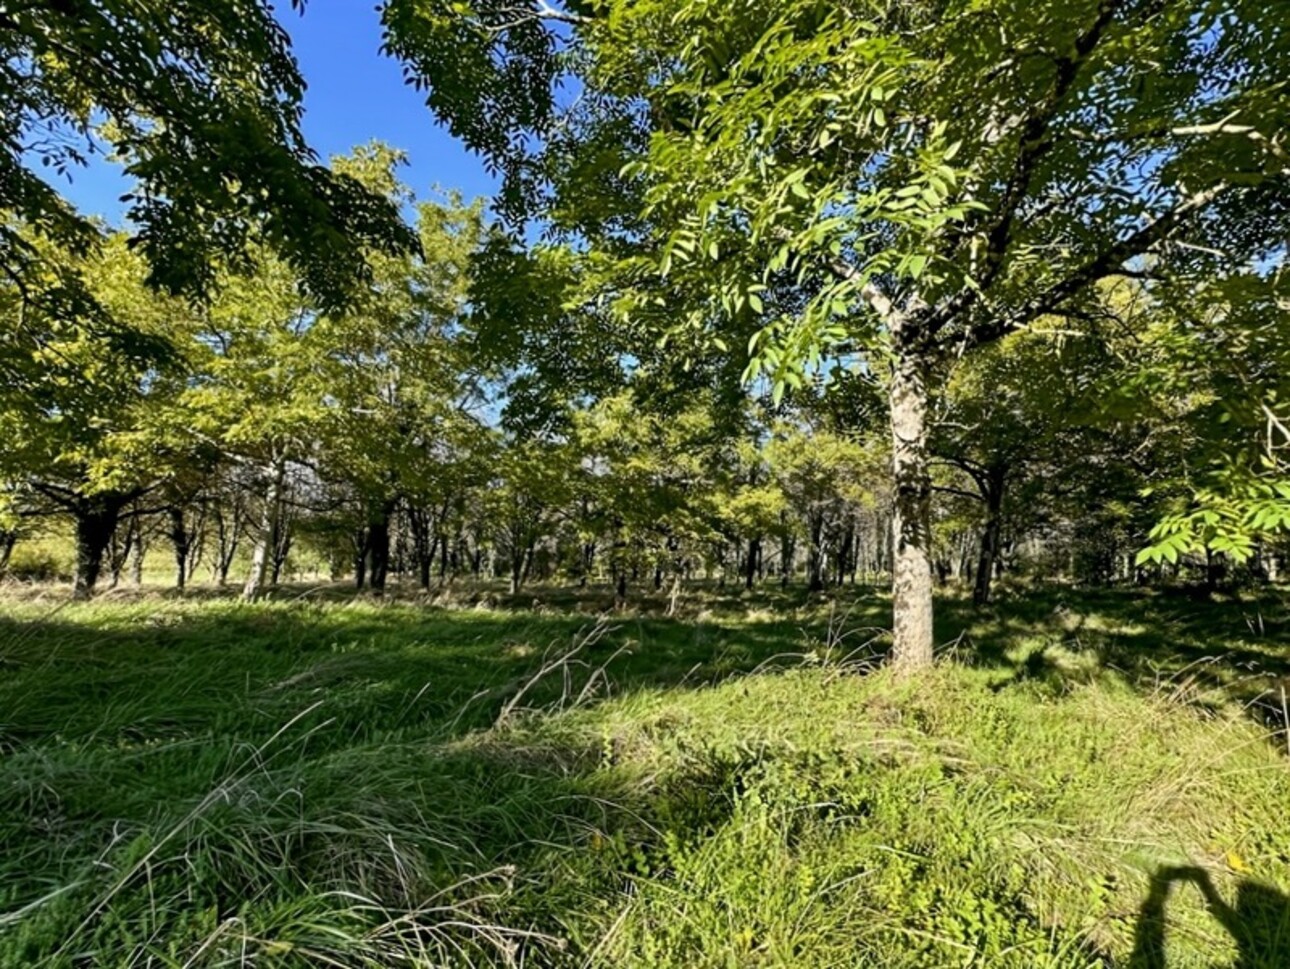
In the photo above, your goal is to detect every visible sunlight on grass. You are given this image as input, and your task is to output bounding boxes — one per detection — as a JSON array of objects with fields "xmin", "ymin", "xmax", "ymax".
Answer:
[{"xmin": 1, "ymin": 587, "xmax": 1288, "ymax": 966}]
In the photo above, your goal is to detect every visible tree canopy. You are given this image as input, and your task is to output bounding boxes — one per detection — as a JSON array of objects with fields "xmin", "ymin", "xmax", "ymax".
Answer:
[
  {"xmin": 383, "ymin": 0, "xmax": 1290, "ymax": 667},
  {"xmin": 2, "ymin": 0, "xmax": 415, "ymax": 309}
]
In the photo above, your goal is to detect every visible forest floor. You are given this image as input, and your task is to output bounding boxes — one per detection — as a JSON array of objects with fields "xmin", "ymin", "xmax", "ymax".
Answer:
[{"xmin": 2, "ymin": 581, "xmax": 1290, "ymax": 967}]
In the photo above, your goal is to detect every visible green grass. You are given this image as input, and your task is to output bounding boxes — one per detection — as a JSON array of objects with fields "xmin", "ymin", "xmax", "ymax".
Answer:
[{"xmin": 2, "ymin": 583, "xmax": 1289, "ymax": 966}]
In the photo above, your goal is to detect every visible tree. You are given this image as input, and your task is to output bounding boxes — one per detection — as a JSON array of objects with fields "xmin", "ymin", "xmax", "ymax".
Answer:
[
  {"xmin": 931, "ymin": 323, "xmax": 1114, "ymax": 604},
  {"xmin": 485, "ymin": 436, "xmax": 574, "ymax": 594},
  {"xmin": 178, "ymin": 247, "xmax": 326, "ymax": 600},
  {"xmin": 766, "ymin": 421, "xmax": 876, "ymax": 593},
  {"xmin": 0, "ymin": 230, "xmax": 189, "ymax": 597},
  {"xmin": 2, "ymin": 0, "xmax": 414, "ymax": 312},
  {"xmin": 572, "ymin": 390, "xmax": 734, "ymax": 609},
  {"xmin": 314, "ymin": 147, "xmax": 489, "ymax": 593},
  {"xmin": 389, "ymin": 0, "xmax": 1289, "ymax": 668}
]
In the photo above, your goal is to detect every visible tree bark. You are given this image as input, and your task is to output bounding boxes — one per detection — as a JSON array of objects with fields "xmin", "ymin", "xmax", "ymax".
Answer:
[
  {"xmin": 169, "ymin": 507, "xmax": 190, "ymax": 591},
  {"xmin": 407, "ymin": 505, "xmax": 435, "ymax": 590},
  {"xmin": 366, "ymin": 501, "xmax": 394, "ymax": 594},
  {"xmin": 888, "ymin": 332, "xmax": 935, "ymax": 669},
  {"xmin": 212, "ymin": 498, "xmax": 241, "ymax": 586},
  {"xmin": 72, "ymin": 499, "xmax": 122, "ymax": 600},
  {"xmin": 972, "ymin": 466, "xmax": 1007, "ymax": 606},
  {"xmin": 807, "ymin": 513, "xmax": 826, "ymax": 592},
  {"xmin": 0, "ymin": 530, "xmax": 15, "ymax": 574},
  {"xmin": 243, "ymin": 459, "xmax": 284, "ymax": 601},
  {"xmin": 130, "ymin": 531, "xmax": 146, "ymax": 587},
  {"xmin": 508, "ymin": 533, "xmax": 523, "ymax": 595},
  {"xmin": 779, "ymin": 530, "xmax": 795, "ymax": 587},
  {"xmin": 270, "ymin": 508, "xmax": 292, "ymax": 586},
  {"xmin": 745, "ymin": 535, "xmax": 760, "ymax": 590}
]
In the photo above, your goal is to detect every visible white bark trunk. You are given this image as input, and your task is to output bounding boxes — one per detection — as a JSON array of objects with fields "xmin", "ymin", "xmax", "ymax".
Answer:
[
  {"xmin": 243, "ymin": 459, "xmax": 284, "ymax": 602},
  {"xmin": 889, "ymin": 331, "xmax": 935, "ymax": 669}
]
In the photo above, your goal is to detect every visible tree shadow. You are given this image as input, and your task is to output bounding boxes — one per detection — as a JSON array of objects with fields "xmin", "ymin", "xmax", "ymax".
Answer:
[
  {"xmin": 1130, "ymin": 866, "xmax": 1290, "ymax": 968},
  {"xmin": 931, "ymin": 585, "xmax": 1290, "ymax": 737}
]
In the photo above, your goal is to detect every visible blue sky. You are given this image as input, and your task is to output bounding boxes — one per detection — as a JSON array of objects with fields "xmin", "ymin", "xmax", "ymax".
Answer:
[{"xmin": 52, "ymin": 1, "xmax": 498, "ymax": 223}]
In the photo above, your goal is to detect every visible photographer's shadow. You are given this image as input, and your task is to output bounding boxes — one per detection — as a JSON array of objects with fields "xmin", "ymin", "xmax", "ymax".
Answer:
[{"xmin": 1131, "ymin": 865, "xmax": 1290, "ymax": 968}]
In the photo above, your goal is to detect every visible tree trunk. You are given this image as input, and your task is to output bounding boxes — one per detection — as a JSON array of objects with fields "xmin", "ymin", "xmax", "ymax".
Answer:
[
  {"xmin": 888, "ymin": 335, "xmax": 935, "ymax": 670},
  {"xmin": 780, "ymin": 532, "xmax": 795, "ymax": 587},
  {"xmin": 745, "ymin": 535, "xmax": 760, "ymax": 590},
  {"xmin": 837, "ymin": 520, "xmax": 853, "ymax": 587},
  {"xmin": 270, "ymin": 510, "xmax": 292, "ymax": 586},
  {"xmin": 972, "ymin": 466, "xmax": 1007, "ymax": 606},
  {"xmin": 212, "ymin": 500, "xmax": 241, "ymax": 586},
  {"xmin": 419, "ymin": 549, "xmax": 432, "ymax": 590},
  {"xmin": 0, "ymin": 530, "xmax": 15, "ymax": 574},
  {"xmin": 509, "ymin": 540, "xmax": 523, "ymax": 595},
  {"xmin": 130, "ymin": 533, "xmax": 146, "ymax": 587},
  {"xmin": 366, "ymin": 502, "xmax": 394, "ymax": 594},
  {"xmin": 243, "ymin": 459, "xmax": 284, "ymax": 601},
  {"xmin": 73, "ymin": 499, "xmax": 121, "ymax": 601},
  {"xmin": 169, "ymin": 507, "xmax": 190, "ymax": 591},
  {"xmin": 408, "ymin": 506, "xmax": 434, "ymax": 590},
  {"xmin": 107, "ymin": 512, "xmax": 137, "ymax": 589},
  {"xmin": 807, "ymin": 513, "xmax": 826, "ymax": 592}
]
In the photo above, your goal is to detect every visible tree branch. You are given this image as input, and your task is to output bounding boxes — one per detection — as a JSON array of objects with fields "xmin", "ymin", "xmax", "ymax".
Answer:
[
  {"xmin": 932, "ymin": 0, "xmax": 1126, "ymax": 336},
  {"xmin": 963, "ymin": 180, "xmax": 1230, "ymax": 350}
]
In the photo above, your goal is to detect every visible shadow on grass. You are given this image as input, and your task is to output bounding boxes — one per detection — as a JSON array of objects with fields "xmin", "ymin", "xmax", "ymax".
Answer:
[
  {"xmin": 0, "ymin": 594, "xmax": 799, "ymax": 964},
  {"xmin": 1, "ymin": 583, "xmax": 1288, "ymax": 964},
  {"xmin": 1131, "ymin": 866, "xmax": 1290, "ymax": 968},
  {"xmin": 934, "ymin": 584, "xmax": 1290, "ymax": 731},
  {"xmin": 0, "ymin": 597, "xmax": 835, "ymax": 750}
]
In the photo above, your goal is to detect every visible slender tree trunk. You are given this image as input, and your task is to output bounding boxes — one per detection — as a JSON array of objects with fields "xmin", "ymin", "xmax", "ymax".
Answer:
[
  {"xmin": 667, "ymin": 572, "xmax": 682, "ymax": 616},
  {"xmin": 107, "ymin": 512, "xmax": 137, "ymax": 589},
  {"xmin": 780, "ymin": 532, "xmax": 795, "ymax": 588},
  {"xmin": 807, "ymin": 514, "xmax": 826, "ymax": 592},
  {"xmin": 972, "ymin": 467, "xmax": 1007, "ymax": 606},
  {"xmin": 889, "ymin": 335, "xmax": 935, "ymax": 670},
  {"xmin": 212, "ymin": 501, "xmax": 241, "ymax": 586},
  {"xmin": 0, "ymin": 530, "xmax": 15, "ymax": 574},
  {"xmin": 509, "ymin": 530, "xmax": 523, "ymax": 595},
  {"xmin": 521, "ymin": 536, "xmax": 537, "ymax": 585},
  {"xmin": 169, "ymin": 507, "xmax": 190, "ymax": 591},
  {"xmin": 367, "ymin": 502, "xmax": 394, "ymax": 594},
  {"xmin": 130, "ymin": 533, "xmax": 146, "ymax": 587},
  {"xmin": 408, "ymin": 507, "xmax": 434, "ymax": 590},
  {"xmin": 837, "ymin": 520, "xmax": 854, "ymax": 587},
  {"xmin": 243, "ymin": 459, "xmax": 284, "ymax": 601},
  {"xmin": 745, "ymin": 535, "xmax": 760, "ymax": 590},
  {"xmin": 270, "ymin": 509, "xmax": 292, "ymax": 586}
]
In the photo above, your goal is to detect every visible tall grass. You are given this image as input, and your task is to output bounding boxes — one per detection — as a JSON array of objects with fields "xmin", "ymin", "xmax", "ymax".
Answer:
[{"xmin": 1, "ymin": 589, "xmax": 1289, "ymax": 966}]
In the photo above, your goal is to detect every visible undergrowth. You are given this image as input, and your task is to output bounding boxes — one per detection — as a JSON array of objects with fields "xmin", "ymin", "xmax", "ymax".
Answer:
[{"xmin": 1, "ymin": 590, "xmax": 1289, "ymax": 966}]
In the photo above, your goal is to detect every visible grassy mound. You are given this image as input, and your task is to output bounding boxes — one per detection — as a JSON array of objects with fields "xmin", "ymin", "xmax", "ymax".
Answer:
[{"xmin": 2, "ymin": 592, "xmax": 1289, "ymax": 966}]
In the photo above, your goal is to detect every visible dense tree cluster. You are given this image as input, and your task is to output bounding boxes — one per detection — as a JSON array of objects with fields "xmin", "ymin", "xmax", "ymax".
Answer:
[
  {"xmin": 384, "ymin": 0, "xmax": 1289, "ymax": 665},
  {"xmin": 0, "ymin": 0, "xmax": 1285, "ymax": 667},
  {"xmin": 1, "ymin": 151, "xmax": 1284, "ymax": 607}
]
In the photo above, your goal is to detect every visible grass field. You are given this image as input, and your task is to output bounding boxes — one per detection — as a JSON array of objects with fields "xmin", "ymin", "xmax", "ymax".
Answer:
[{"xmin": 2, "ymin": 582, "xmax": 1290, "ymax": 966}]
